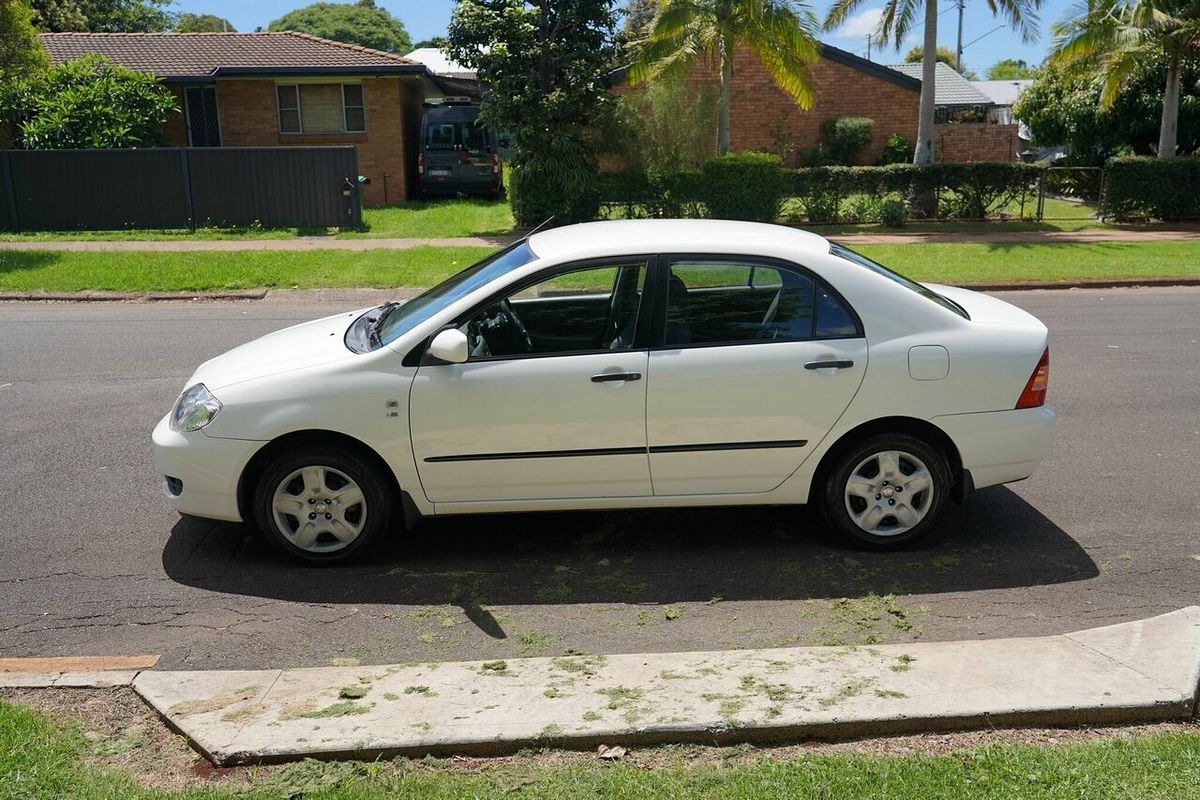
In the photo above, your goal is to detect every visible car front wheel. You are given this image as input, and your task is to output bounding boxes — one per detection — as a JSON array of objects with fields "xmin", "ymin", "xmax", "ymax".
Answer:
[
  {"xmin": 252, "ymin": 447, "xmax": 392, "ymax": 563},
  {"xmin": 822, "ymin": 434, "xmax": 950, "ymax": 548}
]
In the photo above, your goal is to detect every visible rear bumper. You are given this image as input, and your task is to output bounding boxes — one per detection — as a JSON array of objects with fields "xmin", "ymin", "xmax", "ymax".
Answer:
[
  {"xmin": 932, "ymin": 406, "xmax": 1056, "ymax": 490},
  {"xmin": 151, "ymin": 414, "xmax": 262, "ymax": 522}
]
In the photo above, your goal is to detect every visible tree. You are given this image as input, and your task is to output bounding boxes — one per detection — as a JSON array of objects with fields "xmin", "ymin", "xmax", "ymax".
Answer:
[
  {"xmin": 616, "ymin": 0, "xmax": 658, "ymax": 52},
  {"xmin": 411, "ymin": 37, "xmax": 446, "ymax": 49},
  {"xmin": 1050, "ymin": 0, "xmax": 1200, "ymax": 159},
  {"xmin": 1013, "ymin": 56, "xmax": 1200, "ymax": 159},
  {"xmin": 0, "ymin": 54, "xmax": 177, "ymax": 148},
  {"xmin": 448, "ymin": 0, "xmax": 617, "ymax": 225},
  {"xmin": 903, "ymin": 44, "xmax": 977, "ymax": 77},
  {"xmin": 1, "ymin": 0, "xmax": 49, "ymax": 81},
  {"xmin": 30, "ymin": 0, "xmax": 174, "ymax": 32},
  {"xmin": 825, "ymin": 0, "xmax": 1042, "ymax": 166},
  {"xmin": 630, "ymin": 0, "xmax": 822, "ymax": 157},
  {"xmin": 175, "ymin": 12, "xmax": 235, "ymax": 32},
  {"xmin": 268, "ymin": 1, "xmax": 411, "ymax": 53},
  {"xmin": 987, "ymin": 57, "xmax": 1039, "ymax": 79}
]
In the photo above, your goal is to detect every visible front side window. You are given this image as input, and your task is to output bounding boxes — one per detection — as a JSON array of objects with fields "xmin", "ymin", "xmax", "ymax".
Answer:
[
  {"xmin": 277, "ymin": 84, "xmax": 366, "ymax": 134},
  {"xmin": 664, "ymin": 259, "xmax": 859, "ymax": 346},
  {"xmin": 464, "ymin": 261, "xmax": 646, "ymax": 359}
]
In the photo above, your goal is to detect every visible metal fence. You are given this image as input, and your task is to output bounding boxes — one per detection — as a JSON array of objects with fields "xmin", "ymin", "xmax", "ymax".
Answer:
[{"xmin": 0, "ymin": 146, "xmax": 362, "ymax": 232}]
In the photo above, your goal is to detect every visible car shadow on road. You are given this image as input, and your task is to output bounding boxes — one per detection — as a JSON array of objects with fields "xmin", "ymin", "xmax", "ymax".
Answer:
[{"xmin": 163, "ymin": 485, "xmax": 1097, "ymax": 638}]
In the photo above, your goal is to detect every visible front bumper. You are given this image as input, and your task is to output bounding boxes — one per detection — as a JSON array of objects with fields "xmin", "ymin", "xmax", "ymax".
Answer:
[
  {"xmin": 151, "ymin": 414, "xmax": 262, "ymax": 522},
  {"xmin": 932, "ymin": 405, "xmax": 1057, "ymax": 490}
]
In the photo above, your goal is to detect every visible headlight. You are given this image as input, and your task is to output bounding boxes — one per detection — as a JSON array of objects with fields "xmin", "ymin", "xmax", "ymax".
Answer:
[{"xmin": 170, "ymin": 383, "xmax": 222, "ymax": 432}]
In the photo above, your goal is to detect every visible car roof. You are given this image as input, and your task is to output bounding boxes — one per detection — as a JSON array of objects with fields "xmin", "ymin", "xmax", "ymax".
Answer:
[{"xmin": 526, "ymin": 219, "xmax": 831, "ymax": 262}]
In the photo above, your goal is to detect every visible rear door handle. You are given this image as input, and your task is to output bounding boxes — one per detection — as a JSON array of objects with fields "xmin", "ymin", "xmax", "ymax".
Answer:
[
  {"xmin": 591, "ymin": 371, "xmax": 642, "ymax": 383},
  {"xmin": 804, "ymin": 359, "xmax": 854, "ymax": 370}
]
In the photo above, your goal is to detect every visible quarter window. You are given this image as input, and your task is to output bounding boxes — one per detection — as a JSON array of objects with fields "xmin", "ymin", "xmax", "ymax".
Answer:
[
  {"xmin": 663, "ymin": 259, "xmax": 858, "ymax": 346},
  {"xmin": 276, "ymin": 84, "xmax": 366, "ymax": 134}
]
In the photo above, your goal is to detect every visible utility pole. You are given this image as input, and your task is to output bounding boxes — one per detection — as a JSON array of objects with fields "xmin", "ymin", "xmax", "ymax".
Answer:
[
  {"xmin": 865, "ymin": 34, "xmax": 872, "ymax": 61},
  {"xmin": 955, "ymin": 0, "xmax": 965, "ymax": 72}
]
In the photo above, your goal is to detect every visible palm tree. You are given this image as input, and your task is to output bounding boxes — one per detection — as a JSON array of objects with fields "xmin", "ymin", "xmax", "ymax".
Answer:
[
  {"xmin": 1051, "ymin": 0, "xmax": 1200, "ymax": 158},
  {"xmin": 629, "ymin": 0, "xmax": 822, "ymax": 156},
  {"xmin": 823, "ymin": 0, "xmax": 1042, "ymax": 164}
]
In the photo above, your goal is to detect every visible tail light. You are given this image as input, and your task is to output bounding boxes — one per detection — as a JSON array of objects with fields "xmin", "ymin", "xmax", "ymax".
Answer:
[
  {"xmin": 1015, "ymin": 347, "xmax": 1050, "ymax": 409},
  {"xmin": 417, "ymin": 152, "xmax": 424, "ymax": 176},
  {"xmin": 492, "ymin": 152, "xmax": 500, "ymax": 176}
]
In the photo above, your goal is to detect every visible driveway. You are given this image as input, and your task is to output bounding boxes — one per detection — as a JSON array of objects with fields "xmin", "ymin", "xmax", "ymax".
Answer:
[{"xmin": 1, "ymin": 287, "xmax": 1197, "ymax": 669}]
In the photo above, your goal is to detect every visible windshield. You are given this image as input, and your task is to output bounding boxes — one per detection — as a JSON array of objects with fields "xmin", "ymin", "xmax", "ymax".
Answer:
[
  {"xmin": 371, "ymin": 240, "xmax": 537, "ymax": 348},
  {"xmin": 424, "ymin": 121, "xmax": 490, "ymax": 154},
  {"xmin": 830, "ymin": 244, "xmax": 969, "ymax": 319}
]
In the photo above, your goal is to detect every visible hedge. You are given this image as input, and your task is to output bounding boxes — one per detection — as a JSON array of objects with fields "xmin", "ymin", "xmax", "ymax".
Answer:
[
  {"xmin": 598, "ymin": 157, "xmax": 1045, "ymax": 224},
  {"xmin": 1101, "ymin": 157, "xmax": 1200, "ymax": 221}
]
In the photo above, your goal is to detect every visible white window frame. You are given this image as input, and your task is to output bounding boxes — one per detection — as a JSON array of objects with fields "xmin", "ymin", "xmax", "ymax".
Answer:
[{"xmin": 276, "ymin": 81, "xmax": 367, "ymax": 135}]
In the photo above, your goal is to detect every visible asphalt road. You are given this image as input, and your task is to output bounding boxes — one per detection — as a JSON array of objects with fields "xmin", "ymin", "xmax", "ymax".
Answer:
[{"xmin": 2, "ymin": 287, "xmax": 1198, "ymax": 670}]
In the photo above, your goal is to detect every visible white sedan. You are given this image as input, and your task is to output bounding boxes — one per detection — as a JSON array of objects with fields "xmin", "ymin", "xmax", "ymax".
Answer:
[{"xmin": 153, "ymin": 220, "xmax": 1055, "ymax": 563}]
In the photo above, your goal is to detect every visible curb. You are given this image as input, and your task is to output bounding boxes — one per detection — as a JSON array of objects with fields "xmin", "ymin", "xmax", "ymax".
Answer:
[
  {"xmin": 1, "ymin": 278, "xmax": 1197, "ymax": 304},
  {"xmin": 0, "ymin": 290, "xmax": 268, "ymax": 302},
  {"xmin": 129, "ymin": 608, "xmax": 1200, "ymax": 767},
  {"xmin": 956, "ymin": 277, "xmax": 1200, "ymax": 291}
]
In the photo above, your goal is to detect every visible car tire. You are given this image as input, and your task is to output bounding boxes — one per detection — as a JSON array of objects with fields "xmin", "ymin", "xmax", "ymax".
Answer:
[
  {"xmin": 821, "ymin": 433, "xmax": 950, "ymax": 549},
  {"xmin": 252, "ymin": 446, "xmax": 393, "ymax": 564}
]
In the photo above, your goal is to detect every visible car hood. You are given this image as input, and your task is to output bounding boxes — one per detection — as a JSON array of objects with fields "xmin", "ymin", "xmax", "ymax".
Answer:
[
  {"xmin": 925, "ymin": 284, "xmax": 1047, "ymax": 330},
  {"xmin": 189, "ymin": 309, "xmax": 367, "ymax": 391}
]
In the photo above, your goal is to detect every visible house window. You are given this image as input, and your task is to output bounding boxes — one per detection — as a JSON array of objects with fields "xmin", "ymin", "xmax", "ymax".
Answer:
[{"xmin": 276, "ymin": 84, "xmax": 367, "ymax": 134}]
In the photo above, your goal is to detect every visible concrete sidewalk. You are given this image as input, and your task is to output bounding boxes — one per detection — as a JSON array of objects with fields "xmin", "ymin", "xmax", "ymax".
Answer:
[
  {"xmin": 1, "ymin": 226, "xmax": 1198, "ymax": 252},
  {"xmin": 118, "ymin": 608, "xmax": 1200, "ymax": 766}
]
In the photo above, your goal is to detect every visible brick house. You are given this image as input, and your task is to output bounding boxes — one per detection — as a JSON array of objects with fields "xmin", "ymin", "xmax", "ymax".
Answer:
[
  {"xmin": 617, "ymin": 43, "xmax": 1016, "ymax": 164},
  {"xmin": 39, "ymin": 32, "xmax": 435, "ymax": 205}
]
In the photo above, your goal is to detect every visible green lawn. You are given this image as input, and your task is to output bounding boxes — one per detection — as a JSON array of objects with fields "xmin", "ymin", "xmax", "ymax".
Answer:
[
  {"xmin": 343, "ymin": 198, "xmax": 516, "ymax": 239},
  {"xmin": 0, "ymin": 199, "xmax": 518, "ymax": 243},
  {"xmin": 1, "ymin": 241, "xmax": 1197, "ymax": 294},
  {"xmin": 0, "ymin": 247, "xmax": 494, "ymax": 293},
  {"xmin": 4, "ymin": 699, "xmax": 1200, "ymax": 799},
  {"xmin": 852, "ymin": 241, "xmax": 1200, "ymax": 284}
]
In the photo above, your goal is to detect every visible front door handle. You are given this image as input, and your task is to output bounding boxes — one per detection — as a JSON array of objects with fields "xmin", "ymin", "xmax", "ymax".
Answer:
[
  {"xmin": 804, "ymin": 359, "xmax": 854, "ymax": 371},
  {"xmin": 591, "ymin": 371, "xmax": 642, "ymax": 383}
]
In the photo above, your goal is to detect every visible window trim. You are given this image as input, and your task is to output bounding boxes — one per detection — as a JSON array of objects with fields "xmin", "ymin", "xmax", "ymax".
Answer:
[
  {"xmin": 418, "ymin": 254, "xmax": 660, "ymax": 365},
  {"xmin": 275, "ymin": 81, "xmax": 367, "ymax": 135},
  {"xmin": 651, "ymin": 253, "xmax": 864, "ymax": 351}
]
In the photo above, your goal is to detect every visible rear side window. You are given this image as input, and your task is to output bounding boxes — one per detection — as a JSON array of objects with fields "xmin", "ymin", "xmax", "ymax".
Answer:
[
  {"xmin": 832, "ymin": 244, "xmax": 969, "ymax": 319},
  {"xmin": 663, "ymin": 259, "xmax": 860, "ymax": 346}
]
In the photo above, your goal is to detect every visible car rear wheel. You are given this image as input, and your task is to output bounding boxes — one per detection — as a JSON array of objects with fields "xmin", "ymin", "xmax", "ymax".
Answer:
[
  {"xmin": 822, "ymin": 434, "xmax": 950, "ymax": 548},
  {"xmin": 252, "ymin": 446, "xmax": 392, "ymax": 563}
]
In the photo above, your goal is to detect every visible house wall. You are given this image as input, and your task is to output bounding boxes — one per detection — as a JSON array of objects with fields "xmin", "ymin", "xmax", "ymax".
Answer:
[
  {"xmin": 164, "ymin": 86, "xmax": 187, "ymax": 147},
  {"xmin": 213, "ymin": 76, "xmax": 411, "ymax": 206},
  {"xmin": 935, "ymin": 122, "xmax": 1018, "ymax": 163},
  {"xmin": 723, "ymin": 46, "xmax": 920, "ymax": 164}
]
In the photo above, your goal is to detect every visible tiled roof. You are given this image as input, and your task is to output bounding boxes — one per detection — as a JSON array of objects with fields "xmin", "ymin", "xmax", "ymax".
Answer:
[
  {"xmin": 40, "ymin": 32, "xmax": 424, "ymax": 81},
  {"xmin": 887, "ymin": 62, "xmax": 996, "ymax": 107}
]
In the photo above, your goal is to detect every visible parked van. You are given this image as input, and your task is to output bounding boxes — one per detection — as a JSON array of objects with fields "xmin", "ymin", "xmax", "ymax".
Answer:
[{"xmin": 417, "ymin": 99, "xmax": 503, "ymax": 199}]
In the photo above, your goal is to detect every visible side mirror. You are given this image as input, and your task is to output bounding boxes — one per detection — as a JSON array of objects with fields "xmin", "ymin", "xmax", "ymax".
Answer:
[{"xmin": 427, "ymin": 328, "xmax": 469, "ymax": 364}]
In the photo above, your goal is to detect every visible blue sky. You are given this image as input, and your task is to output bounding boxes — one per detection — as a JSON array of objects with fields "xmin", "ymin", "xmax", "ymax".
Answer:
[{"xmin": 176, "ymin": 0, "xmax": 1072, "ymax": 76}]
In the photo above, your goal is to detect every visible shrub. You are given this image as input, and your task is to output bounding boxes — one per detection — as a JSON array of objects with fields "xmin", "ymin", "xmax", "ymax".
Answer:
[
  {"xmin": 0, "ymin": 54, "xmax": 176, "ymax": 149},
  {"xmin": 699, "ymin": 151, "xmax": 788, "ymax": 222},
  {"xmin": 842, "ymin": 194, "xmax": 881, "ymax": 222},
  {"xmin": 1101, "ymin": 157, "xmax": 1200, "ymax": 220},
  {"xmin": 879, "ymin": 133, "xmax": 912, "ymax": 165},
  {"xmin": 822, "ymin": 117, "xmax": 875, "ymax": 166},
  {"xmin": 877, "ymin": 198, "xmax": 907, "ymax": 227}
]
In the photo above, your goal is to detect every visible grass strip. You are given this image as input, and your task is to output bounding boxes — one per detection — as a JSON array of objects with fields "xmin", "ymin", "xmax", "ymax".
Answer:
[
  {"xmin": 3, "ymin": 699, "xmax": 1200, "ymax": 799},
  {"xmin": 0, "ymin": 241, "xmax": 1196, "ymax": 294}
]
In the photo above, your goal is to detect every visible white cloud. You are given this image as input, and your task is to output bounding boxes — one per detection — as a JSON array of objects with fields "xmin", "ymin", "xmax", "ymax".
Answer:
[{"xmin": 830, "ymin": 7, "xmax": 884, "ymax": 40}]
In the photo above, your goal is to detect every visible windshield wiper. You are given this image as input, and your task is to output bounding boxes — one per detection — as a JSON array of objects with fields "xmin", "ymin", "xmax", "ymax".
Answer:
[{"xmin": 365, "ymin": 301, "xmax": 401, "ymax": 347}]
